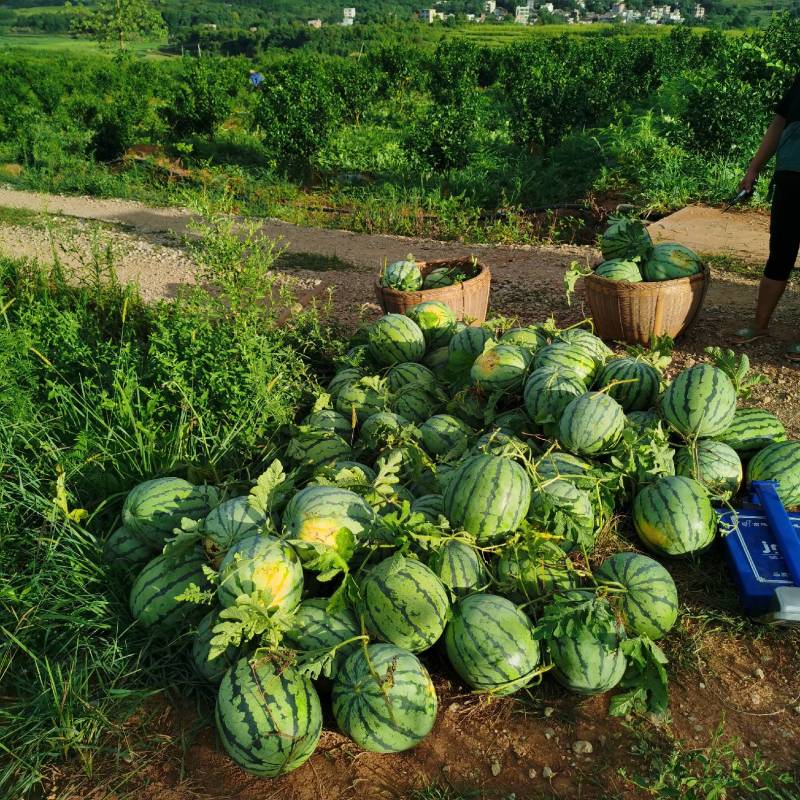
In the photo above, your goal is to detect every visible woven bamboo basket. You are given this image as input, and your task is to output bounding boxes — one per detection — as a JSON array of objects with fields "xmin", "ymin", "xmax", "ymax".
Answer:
[
  {"xmin": 584, "ymin": 265, "xmax": 710, "ymax": 345},
  {"xmin": 375, "ymin": 257, "xmax": 491, "ymax": 323}
]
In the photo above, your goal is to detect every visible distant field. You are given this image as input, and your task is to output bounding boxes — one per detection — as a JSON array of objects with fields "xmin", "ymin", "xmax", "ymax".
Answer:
[
  {"xmin": 450, "ymin": 22, "xmax": 682, "ymax": 45},
  {"xmin": 0, "ymin": 32, "xmax": 169, "ymax": 55}
]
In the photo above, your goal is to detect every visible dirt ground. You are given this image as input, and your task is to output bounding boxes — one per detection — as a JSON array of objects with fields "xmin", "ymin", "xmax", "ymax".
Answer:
[{"xmin": 2, "ymin": 188, "xmax": 799, "ymax": 800}]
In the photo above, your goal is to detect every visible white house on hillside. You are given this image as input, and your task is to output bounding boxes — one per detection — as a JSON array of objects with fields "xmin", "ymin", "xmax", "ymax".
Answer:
[
  {"xmin": 342, "ymin": 7, "xmax": 356, "ymax": 25},
  {"xmin": 484, "ymin": 0, "xmax": 496, "ymax": 12}
]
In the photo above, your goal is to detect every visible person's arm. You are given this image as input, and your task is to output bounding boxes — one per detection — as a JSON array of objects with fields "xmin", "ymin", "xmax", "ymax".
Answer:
[{"xmin": 741, "ymin": 114, "xmax": 787, "ymax": 191}]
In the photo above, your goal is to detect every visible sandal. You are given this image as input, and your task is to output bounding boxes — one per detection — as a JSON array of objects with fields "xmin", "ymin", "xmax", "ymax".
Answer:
[
  {"xmin": 786, "ymin": 343, "xmax": 800, "ymax": 362},
  {"xmin": 730, "ymin": 327, "xmax": 768, "ymax": 345}
]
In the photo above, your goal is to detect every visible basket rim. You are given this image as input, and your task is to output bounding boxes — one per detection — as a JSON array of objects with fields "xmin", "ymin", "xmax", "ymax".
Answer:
[
  {"xmin": 586, "ymin": 263, "xmax": 709, "ymax": 289},
  {"xmin": 375, "ymin": 259, "xmax": 490, "ymax": 298}
]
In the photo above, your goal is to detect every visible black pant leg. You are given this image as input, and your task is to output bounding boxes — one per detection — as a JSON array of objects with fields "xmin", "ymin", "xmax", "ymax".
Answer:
[{"xmin": 765, "ymin": 177, "xmax": 800, "ymax": 281}]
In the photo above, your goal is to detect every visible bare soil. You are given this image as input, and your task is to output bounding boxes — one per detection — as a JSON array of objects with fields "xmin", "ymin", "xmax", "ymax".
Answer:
[{"xmin": 2, "ymin": 187, "xmax": 799, "ymax": 799}]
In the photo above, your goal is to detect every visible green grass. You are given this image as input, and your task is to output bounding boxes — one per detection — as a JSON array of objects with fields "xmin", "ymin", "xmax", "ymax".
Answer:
[
  {"xmin": 0, "ymin": 205, "xmax": 44, "ymax": 227},
  {"xmin": 0, "ymin": 33, "xmax": 169, "ymax": 56},
  {"xmin": 702, "ymin": 252, "xmax": 763, "ymax": 279},
  {"xmin": 274, "ymin": 251, "xmax": 364, "ymax": 272}
]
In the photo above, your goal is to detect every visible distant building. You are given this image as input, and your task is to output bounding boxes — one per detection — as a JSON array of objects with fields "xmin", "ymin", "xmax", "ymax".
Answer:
[
  {"xmin": 542, "ymin": 2, "xmax": 554, "ymax": 11},
  {"xmin": 342, "ymin": 7, "xmax": 356, "ymax": 24},
  {"xmin": 484, "ymin": 0, "xmax": 496, "ymax": 12},
  {"xmin": 515, "ymin": 4, "xmax": 532, "ymax": 22},
  {"xmin": 694, "ymin": 3, "xmax": 705, "ymax": 17},
  {"xmin": 308, "ymin": 18, "xmax": 323, "ymax": 27},
  {"xmin": 611, "ymin": 1, "xmax": 625, "ymax": 12}
]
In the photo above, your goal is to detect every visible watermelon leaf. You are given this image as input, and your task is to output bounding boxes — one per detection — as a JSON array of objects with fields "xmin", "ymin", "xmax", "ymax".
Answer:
[
  {"xmin": 563, "ymin": 261, "xmax": 592, "ymax": 307},
  {"xmin": 705, "ymin": 347, "xmax": 768, "ymax": 399},
  {"xmin": 534, "ymin": 590, "xmax": 618, "ymax": 645},
  {"xmin": 608, "ymin": 424, "xmax": 675, "ymax": 494},
  {"xmin": 624, "ymin": 334, "xmax": 674, "ymax": 372},
  {"xmin": 249, "ymin": 459, "xmax": 295, "ymax": 516},
  {"xmin": 288, "ymin": 528, "xmax": 355, "ymax": 582},
  {"xmin": 311, "ymin": 393, "xmax": 333, "ymax": 413},
  {"xmin": 610, "ymin": 636, "xmax": 670, "ymax": 718},
  {"xmin": 209, "ymin": 592, "xmax": 296, "ymax": 659}
]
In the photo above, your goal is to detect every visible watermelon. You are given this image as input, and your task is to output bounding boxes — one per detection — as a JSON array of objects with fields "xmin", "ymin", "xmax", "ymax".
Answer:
[
  {"xmin": 122, "ymin": 477, "xmax": 218, "ymax": 549},
  {"xmin": 332, "ymin": 643, "xmax": 437, "ymax": 753},
  {"xmin": 596, "ymin": 358, "xmax": 660, "ymax": 412},
  {"xmin": 382, "ymin": 256, "xmax": 422, "ymax": 291},
  {"xmin": 359, "ymin": 411, "xmax": 409, "ymax": 450},
  {"xmin": 423, "ymin": 346, "xmax": 452, "ymax": 380},
  {"xmin": 104, "ymin": 525, "xmax": 156, "ymax": 572},
  {"xmin": 335, "ymin": 377, "xmax": 389, "ymax": 423},
  {"xmin": 472, "ymin": 429, "xmax": 530, "ymax": 460},
  {"xmin": 594, "ymin": 259, "xmax": 642, "ymax": 282},
  {"xmin": 411, "ymin": 493, "xmax": 445, "ymax": 522},
  {"xmin": 304, "ymin": 409, "xmax": 353, "ymax": 439},
  {"xmin": 470, "ymin": 344, "xmax": 529, "ymax": 393},
  {"xmin": 367, "ymin": 314, "xmax": 426, "ymax": 366},
  {"xmin": 675, "ymin": 440, "xmax": 742, "ymax": 501},
  {"xmin": 500, "ymin": 326, "xmax": 547, "ymax": 357},
  {"xmin": 443, "ymin": 454, "xmax": 532, "ymax": 544},
  {"xmin": 600, "ymin": 218, "xmax": 653, "ymax": 262},
  {"xmin": 217, "ymin": 534, "xmax": 303, "ymax": 610},
  {"xmin": 633, "ymin": 476, "xmax": 716, "ymax": 556},
  {"xmin": 328, "ymin": 368, "xmax": 362, "ymax": 398},
  {"xmin": 715, "ymin": 407, "xmax": 787, "ymax": 458},
  {"xmin": 492, "ymin": 407, "xmax": 533, "ymax": 437},
  {"xmin": 386, "ymin": 362, "xmax": 438, "ymax": 392},
  {"xmin": 419, "ymin": 414, "xmax": 473, "ymax": 459},
  {"xmin": 129, "ymin": 546, "xmax": 209, "ymax": 630},
  {"xmin": 192, "ymin": 608, "xmax": 240, "ymax": 683},
  {"xmin": 286, "ymin": 429, "xmax": 352, "ymax": 470},
  {"xmin": 627, "ymin": 409, "xmax": 661, "ymax": 430},
  {"xmin": 595, "ymin": 552, "xmax": 678, "ymax": 639},
  {"xmin": 314, "ymin": 460, "xmax": 376, "ymax": 485},
  {"xmin": 558, "ymin": 392, "xmax": 625, "ymax": 456},
  {"xmin": 747, "ymin": 441, "xmax": 800, "ymax": 507},
  {"xmin": 422, "ymin": 267, "xmax": 454, "ymax": 289},
  {"xmin": 428, "ymin": 539, "xmax": 487, "ymax": 597},
  {"xmin": 528, "ymin": 479, "xmax": 595, "ymax": 552},
  {"xmin": 202, "ymin": 496, "xmax": 268, "ymax": 561},
  {"xmin": 216, "ymin": 657, "xmax": 322, "ymax": 777},
  {"xmin": 548, "ymin": 591, "xmax": 627, "ymax": 695},
  {"xmin": 534, "ymin": 342, "xmax": 597, "ymax": 386},
  {"xmin": 642, "ymin": 243, "xmax": 702, "ymax": 281},
  {"xmin": 660, "ymin": 364, "xmax": 737, "ymax": 438},
  {"xmin": 496, "ymin": 540, "xmax": 577, "ymax": 601},
  {"xmin": 283, "ymin": 485, "xmax": 375, "ymax": 555},
  {"xmin": 524, "ymin": 367, "xmax": 586, "ymax": 427},
  {"xmin": 392, "ymin": 383, "xmax": 442, "ymax": 424},
  {"xmin": 444, "ymin": 593, "xmax": 540, "ymax": 695},
  {"xmin": 448, "ymin": 326, "xmax": 494, "ymax": 376},
  {"xmin": 406, "ymin": 301, "xmax": 457, "ymax": 348},
  {"xmin": 535, "ymin": 451, "xmax": 593, "ymax": 485},
  {"xmin": 556, "ymin": 328, "xmax": 612, "ymax": 365},
  {"xmin": 360, "ymin": 554, "xmax": 449, "ymax": 652},
  {"xmin": 447, "ymin": 387, "xmax": 487, "ymax": 429}
]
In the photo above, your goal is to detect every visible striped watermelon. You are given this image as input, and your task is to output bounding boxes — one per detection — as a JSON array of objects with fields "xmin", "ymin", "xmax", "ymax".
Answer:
[
  {"xmin": 392, "ymin": 383, "xmax": 442, "ymax": 424},
  {"xmin": 335, "ymin": 378, "xmax": 389, "ymax": 423},
  {"xmin": 596, "ymin": 358, "xmax": 660, "ymax": 412},
  {"xmin": 328, "ymin": 368, "xmax": 362, "ymax": 398},
  {"xmin": 600, "ymin": 218, "xmax": 653, "ymax": 261},
  {"xmin": 642, "ymin": 243, "xmax": 702, "ymax": 282},
  {"xmin": 595, "ymin": 552, "xmax": 678, "ymax": 640},
  {"xmin": 528, "ymin": 479, "xmax": 595, "ymax": 552},
  {"xmin": 660, "ymin": 364, "xmax": 737, "ymax": 438},
  {"xmin": 332, "ymin": 643, "xmax": 437, "ymax": 753},
  {"xmin": 470, "ymin": 344, "xmax": 529, "ymax": 393},
  {"xmin": 304, "ymin": 409, "xmax": 353, "ymax": 439},
  {"xmin": 411, "ymin": 493, "xmax": 445, "ymax": 522},
  {"xmin": 428, "ymin": 540, "xmax": 488, "ymax": 597},
  {"xmin": 283, "ymin": 485, "xmax": 375, "ymax": 554},
  {"xmin": 423, "ymin": 346, "xmax": 452, "ymax": 380},
  {"xmin": 496, "ymin": 540, "xmax": 577, "ymax": 601},
  {"xmin": 594, "ymin": 259, "xmax": 642, "ymax": 282},
  {"xmin": 448, "ymin": 326, "xmax": 494, "ymax": 376},
  {"xmin": 386, "ymin": 362, "xmax": 438, "ymax": 392},
  {"xmin": 104, "ymin": 525, "xmax": 156, "ymax": 572},
  {"xmin": 443, "ymin": 454, "xmax": 532, "ymax": 544},
  {"xmin": 217, "ymin": 534, "xmax": 303, "ymax": 610},
  {"xmin": 535, "ymin": 451, "xmax": 593, "ymax": 485},
  {"xmin": 419, "ymin": 414, "xmax": 473, "ymax": 459},
  {"xmin": 314, "ymin": 460, "xmax": 376, "ymax": 485},
  {"xmin": 534, "ymin": 342, "xmax": 597, "ymax": 386},
  {"xmin": 359, "ymin": 411, "xmax": 409, "ymax": 450},
  {"xmin": 129, "ymin": 546, "xmax": 209, "ymax": 630},
  {"xmin": 422, "ymin": 267, "xmax": 454, "ymax": 289},
  {"xmin": 548, "ymin": 591, "xmax": 627, "ymax": 695},
  {"xmin": 382, "ymin": 256, "xmax": 422, "ymax": 291},
  {"xmin": 472, "ymin": 429, "xmax": 530, "ymax": 458},
  {"xmin": 367, "ymin": 314, "xmax": 426, "ymax": 367},
  {"xmin": 360, "ymin": 554, "xmax": 449, "ymax": 652},
  {"xmin": 674, "ymin": 440, "xmax": 742, "ymax": 501},
  {"xmin": 447, "ymin": 387, "xmax": 487, "ymax": 429},
  {"xmin": 556, "ymin": 328, "xmax": 612, "ymax": 365},
  {"xmin": 747, "ymin": 441, "xmax": 800, "ymax": 507},
  {"xmin": 558, "ymin": 392, "xmax": 625, "ymax": 456},
  {"xmin": 627, "ymin": 409, "xmax": 661, "ymax": 430},
  {"xmin": 523, "ymin": 368, "xmax": 586, "ymax": 433},
  {"xmin": 406, "ymin": 301, "xmax": 457, "ymax": 348},
  {"xmin": 284, "ymin": 597, "xmax": 360, "ymax": 675},
  {"xmin": 500, "ymin": 326, "xmax": 547, "ymax": 357},
  {"xmin": 444, "ymin": 593, "xmax": 540, "ymax": 695},
  {"xmin": 286, "ymin": 429, "xmax": 352, "ymax": 470},
  {"xmin": 123, "ymin": 477, "xmax": 219, "ymax": 549},
  {"xmin": 192, "ymin": 608, "xmax": 240, "ymax": 683},
  {"xmin": 633, "ymin": 476, "xmax": 716, "ymax": 556},
  {"xmin": 216, "ymin": 657, "xmax": 322, "ymax": 777},
  {"xmin": 715, "ymin": 407, "xmax": 787, "ymax": 458},
  {"xmin": 492, "ymin": 407, "xmax": 533, "ymax": 437},
  {"xmin": 203, "ymin": 496, "xmax": 268, "ymax": 561}
]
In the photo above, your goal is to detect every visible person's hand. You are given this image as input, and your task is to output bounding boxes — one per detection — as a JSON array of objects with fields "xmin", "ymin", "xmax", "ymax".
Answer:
[{"xmin": 740, "ymin": 168, "xmax": 758, "ymax": 193}]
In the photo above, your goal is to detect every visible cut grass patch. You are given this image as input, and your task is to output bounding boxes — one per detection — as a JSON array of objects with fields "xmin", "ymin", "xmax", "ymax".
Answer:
[
  {"xmin": 0, "ymin": 204, "xmax": 44, "ymax": 227},
  {"xmin": 703, "ymin": 253, "xmax": 763, "ymax": 279},
  {"xmin": 275, "ymin": 251, "xmax": 364, "ymax": 272}
]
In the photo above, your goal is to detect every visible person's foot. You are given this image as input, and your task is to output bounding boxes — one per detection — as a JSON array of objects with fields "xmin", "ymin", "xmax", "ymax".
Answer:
[
  {"xmin": 730, "ymin": 326, "xmax": 768, "ymax": 345},
  {"xmin": 786, "ymin": 343, "xmax": 800, "ymax": 362}
]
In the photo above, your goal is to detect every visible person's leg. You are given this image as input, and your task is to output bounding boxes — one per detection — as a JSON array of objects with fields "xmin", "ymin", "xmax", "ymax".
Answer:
[{"xmin": 753, "ymin": 276, "xmax": 789, "ymax": 331}]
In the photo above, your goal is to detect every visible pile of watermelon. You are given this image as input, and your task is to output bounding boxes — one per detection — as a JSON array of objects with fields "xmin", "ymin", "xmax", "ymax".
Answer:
[
  {"xmin": 596, "ymin": 219, "xmax": 703, "ymax": 283},
  {"xmin": 381, "ymin": 254, "xmax": 476, "ymax": 291},
  {"xmin": 106, "ymin": 300, "xmax": 796, "ymax": 780}
]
